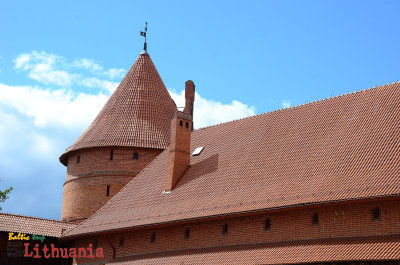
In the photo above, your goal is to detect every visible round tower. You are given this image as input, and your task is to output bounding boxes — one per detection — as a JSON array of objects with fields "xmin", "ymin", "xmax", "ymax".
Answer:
[{"xmin": 59, "ymin": 50, "xmax": 177, "ymax": 223}]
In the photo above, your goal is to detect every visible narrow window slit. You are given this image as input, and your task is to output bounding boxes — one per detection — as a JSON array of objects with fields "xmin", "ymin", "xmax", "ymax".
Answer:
[
  {"xmin": 150, "ymin": 232, "xmax": 156, "ymax": 243},
  {"xmin": 185, "ymin": 228, "xmax": 190, "ymax": 239},
  {"xmin": 222, "ymin": 223, "xmax": 228, "ymax": 235},
  {"xmin": 312, "ymin": 213, "xmax": 319, "ymax": 225},
  {"xmin": 264, "ymin": 218, "xmax": 271, "ymax": 231},
  {"xmin": 373, "ymin": 208, "xmax": 380, "ymax": 220},
  {"xmin": 106, "ymin": 185, "xmax": 110, "ymax": 196}
]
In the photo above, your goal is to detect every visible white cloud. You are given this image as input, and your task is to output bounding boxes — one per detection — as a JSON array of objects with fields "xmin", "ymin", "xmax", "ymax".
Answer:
[
  {"xmin": 0, "ymin": 83, "xmax": 108, "ymax": 129},
  {"xmin": 79, "ymin": 78, "xmax": 119, "ymax": 93},
  {"xmin": 282, "ymin": 100, "xmax": 291, "ymax": 108},
  {"xmin": 73, "ymin": 58, "xmax": 103, "ymax": 72},
  {"xmin": 15, "ymin": 51, "xmax": 72, "ymax": 86},
  {"xmin": 14, "ymin": 51, "xmax": 124, "ymax": 91},
  {"xmin": 103, "ymin": 68, "xmax": 126, "ymax": 79},
  {"xmin": 169, "ymin": 90, "xmax": 256, "ymax": 129}
]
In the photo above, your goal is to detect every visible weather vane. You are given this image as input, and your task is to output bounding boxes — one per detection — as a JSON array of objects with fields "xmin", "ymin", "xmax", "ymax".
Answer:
[{"xmin": 140, "ymin": 22, "xmax": 148, "ymax": 51}]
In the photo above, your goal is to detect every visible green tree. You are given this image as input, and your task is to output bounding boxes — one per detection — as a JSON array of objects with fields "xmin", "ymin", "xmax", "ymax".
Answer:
[{"xmin": 0, "ymin": 182, "xmax": 13, "ymax": 211}]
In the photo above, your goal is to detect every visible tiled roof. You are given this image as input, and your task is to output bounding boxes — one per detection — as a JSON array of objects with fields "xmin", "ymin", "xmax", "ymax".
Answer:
[
  {"xmin": 60, "ymin": 53, "xmax": 177, "ymax": 165},
  {"xmin": 106, "ymin": 235, "xmax": 400, "ymax": 264},
  {"xmin": 0, "ymin": 213, "xmax": 77, "ymax": 237},
  {"xmin": 65, "ymin": 81, "xmax": 400, "ymax": 237}
]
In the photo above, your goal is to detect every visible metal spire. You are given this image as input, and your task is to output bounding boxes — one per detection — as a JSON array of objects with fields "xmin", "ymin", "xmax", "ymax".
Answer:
[{"xmin": 140, "ymin": 22, "xmax": 148, "ymax": 54}]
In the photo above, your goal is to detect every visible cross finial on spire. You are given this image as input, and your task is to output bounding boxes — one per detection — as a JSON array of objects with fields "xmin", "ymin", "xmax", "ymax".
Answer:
[{"xmin": 140, "ymin": 22, "xmax": 148, "ymax": 53}]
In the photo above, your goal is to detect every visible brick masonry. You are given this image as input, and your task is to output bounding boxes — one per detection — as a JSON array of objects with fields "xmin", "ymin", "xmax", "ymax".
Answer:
[
  {"xmin": 61, "ymin": 147, "xmax": 162, "ymax": 222},
  {"xmin": 71, "ymin": 197, "xmax": 400, "ymax": 264}
]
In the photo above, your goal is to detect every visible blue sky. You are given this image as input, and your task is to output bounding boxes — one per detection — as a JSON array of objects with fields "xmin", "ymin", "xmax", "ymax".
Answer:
[{"xmin": 0, "ymin": 0, "xmax": 399, "ymax": 220}]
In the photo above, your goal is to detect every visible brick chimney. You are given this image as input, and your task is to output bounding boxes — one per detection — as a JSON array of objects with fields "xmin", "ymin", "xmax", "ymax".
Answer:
[
  {"xmin": 183, "ymin": 80, "xmax": 195, "ymax": 118},
  {"xmin": 166, "ymin": 111, "xmax": 192, "ymax": 192},
  {"xmin": 165, "ymin": 81, "xmax": 195, "ymax": 191}
]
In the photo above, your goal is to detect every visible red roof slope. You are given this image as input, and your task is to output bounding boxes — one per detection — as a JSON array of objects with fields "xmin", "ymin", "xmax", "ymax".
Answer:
[
  {"xmin": 0, "ymin": 213, "xmax": 77, "ymax": 237},
  {"xmin": 60, "ymin": 53, "xmax": 177, "ymax": 164},
  {"xmin": 65, "ymin": 81, "xmax": 400, "ymax": 237},
  {"xmin": 106, "ymin": 235, "xmax": 400, "ymax": 264}
]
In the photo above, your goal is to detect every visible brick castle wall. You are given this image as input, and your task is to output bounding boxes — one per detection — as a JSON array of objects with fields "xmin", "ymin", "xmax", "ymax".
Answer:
[
  {"xmin": 72, "ymin": 197, "xmax": 400, "ymax": 264},
  {"xmin": 61, "ymin": 147, "xmax": 162, "ymax": 222}
]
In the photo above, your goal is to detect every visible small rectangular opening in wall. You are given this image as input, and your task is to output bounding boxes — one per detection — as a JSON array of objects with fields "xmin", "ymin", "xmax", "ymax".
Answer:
[
  {"xmin": 119, "ymin": 236, "xmax": 124, "ymax": 247},
  {"xmin": 106, "ymin": 185, "xmax": 110, "ymax": 196},
  {"xmin": 110, "ymin": 149, "xmax": 114, "ymax": 160},
  {"xmin": 185, "ymin": 228, "xmax": 190, "ymax": 239},
  {"xmin": 373, "ymin": 208, "xmax": 380, "ymax": 221},
  {"xmin": 264, "ymin": 218, "xmax": 271, "ymax": 231},
  {"xmin": 76, "ymin": 156, "xmax": 80, "ymax": 164},
  {"xmin": 222, "ymin": 223, "xmax": 228, "ymax": 235},
  {"xmin": 312, "ymin": 213, "xmax": 319, "ymax": 225},
  {"xmin": 93, "ymin": 240, "xmax": 98, "ymax": 249},
  {"xmin": 133, "ymin": 152, "xmax": 139, "ymax": 160},
  {"xmin": 150, "ymin": 232, "xmax": 156, "ymax": 243}
]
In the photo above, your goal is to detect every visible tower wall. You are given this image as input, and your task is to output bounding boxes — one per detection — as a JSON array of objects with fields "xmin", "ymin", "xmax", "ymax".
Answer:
[{"xmin": 61, "ymin": 147, "xmax": 162, "ymax": 223}]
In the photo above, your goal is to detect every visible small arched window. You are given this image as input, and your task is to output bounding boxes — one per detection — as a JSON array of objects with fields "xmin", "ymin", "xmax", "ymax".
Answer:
[
  {"xmin": 179, "ymin": 120, "xmax": 183, "ymax": 126},
  {"xmin": 185, "ymin": 122, "xmax": 189, "ymax": 128}
]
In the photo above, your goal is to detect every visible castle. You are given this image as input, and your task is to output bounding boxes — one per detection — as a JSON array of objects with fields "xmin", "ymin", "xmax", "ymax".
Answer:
[
  {"xmin": 57, "ymin": 42, "xmax": 400, "ymax": 264},
  {"xmin": 2, "ymin": 41, "xmax": 400, "ymax": 264}
]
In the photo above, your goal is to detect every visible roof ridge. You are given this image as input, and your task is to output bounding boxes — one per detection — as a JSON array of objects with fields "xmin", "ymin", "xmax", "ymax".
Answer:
[
  {"xmin": 194, "ymin": 80, "xmax": 400, "ymax": 132},
  {"xmin": 0, "ymin": 212, "xmax": 74, "ymax": 224}
]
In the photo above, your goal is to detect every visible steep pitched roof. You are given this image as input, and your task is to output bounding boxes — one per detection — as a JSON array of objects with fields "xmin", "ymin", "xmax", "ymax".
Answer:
[
  {"xmin": 64, "ymin": 81, "xmax": 400, "ymax": 237},
  {"xmin": 60, "ymin": 53, "xmax": 177, "ymax": 165},
  {"xmin": 0, "ymin": 213, "xmax": 77, "ymax": 237}
]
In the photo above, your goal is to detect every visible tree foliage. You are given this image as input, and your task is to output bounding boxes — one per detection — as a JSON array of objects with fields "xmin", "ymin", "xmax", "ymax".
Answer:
[{"xmin": 0, "ymin": 182, "xmax": 13, "ymax": 211}]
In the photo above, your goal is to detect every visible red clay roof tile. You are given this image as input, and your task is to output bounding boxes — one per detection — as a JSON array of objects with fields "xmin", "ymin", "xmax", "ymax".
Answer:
[
  {"xmin": 64, "ymin": 81, "xmax": 400, "ymax": 237},
  {"xmin": 105, "ymin": 235, "xmax": 400, "ymax": 264},
  {"xmin": 0, "ymin": 213, "xmax": 77, "ymax": 237},
  {"xmin": 60, "ymin": 53, "xmax": 177, "ymax": 165}
]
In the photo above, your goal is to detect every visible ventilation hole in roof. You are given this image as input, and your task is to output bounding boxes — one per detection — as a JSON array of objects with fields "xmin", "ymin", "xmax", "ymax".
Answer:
[{"xmin": 192, "ymin": 147, "xmax": 204, "ymax": 156}]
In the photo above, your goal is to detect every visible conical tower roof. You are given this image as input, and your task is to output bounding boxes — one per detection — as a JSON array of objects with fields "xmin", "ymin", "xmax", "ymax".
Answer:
[{"xmin": 60, "ymin": 53, "xmax": 177, "ymax": 165}]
